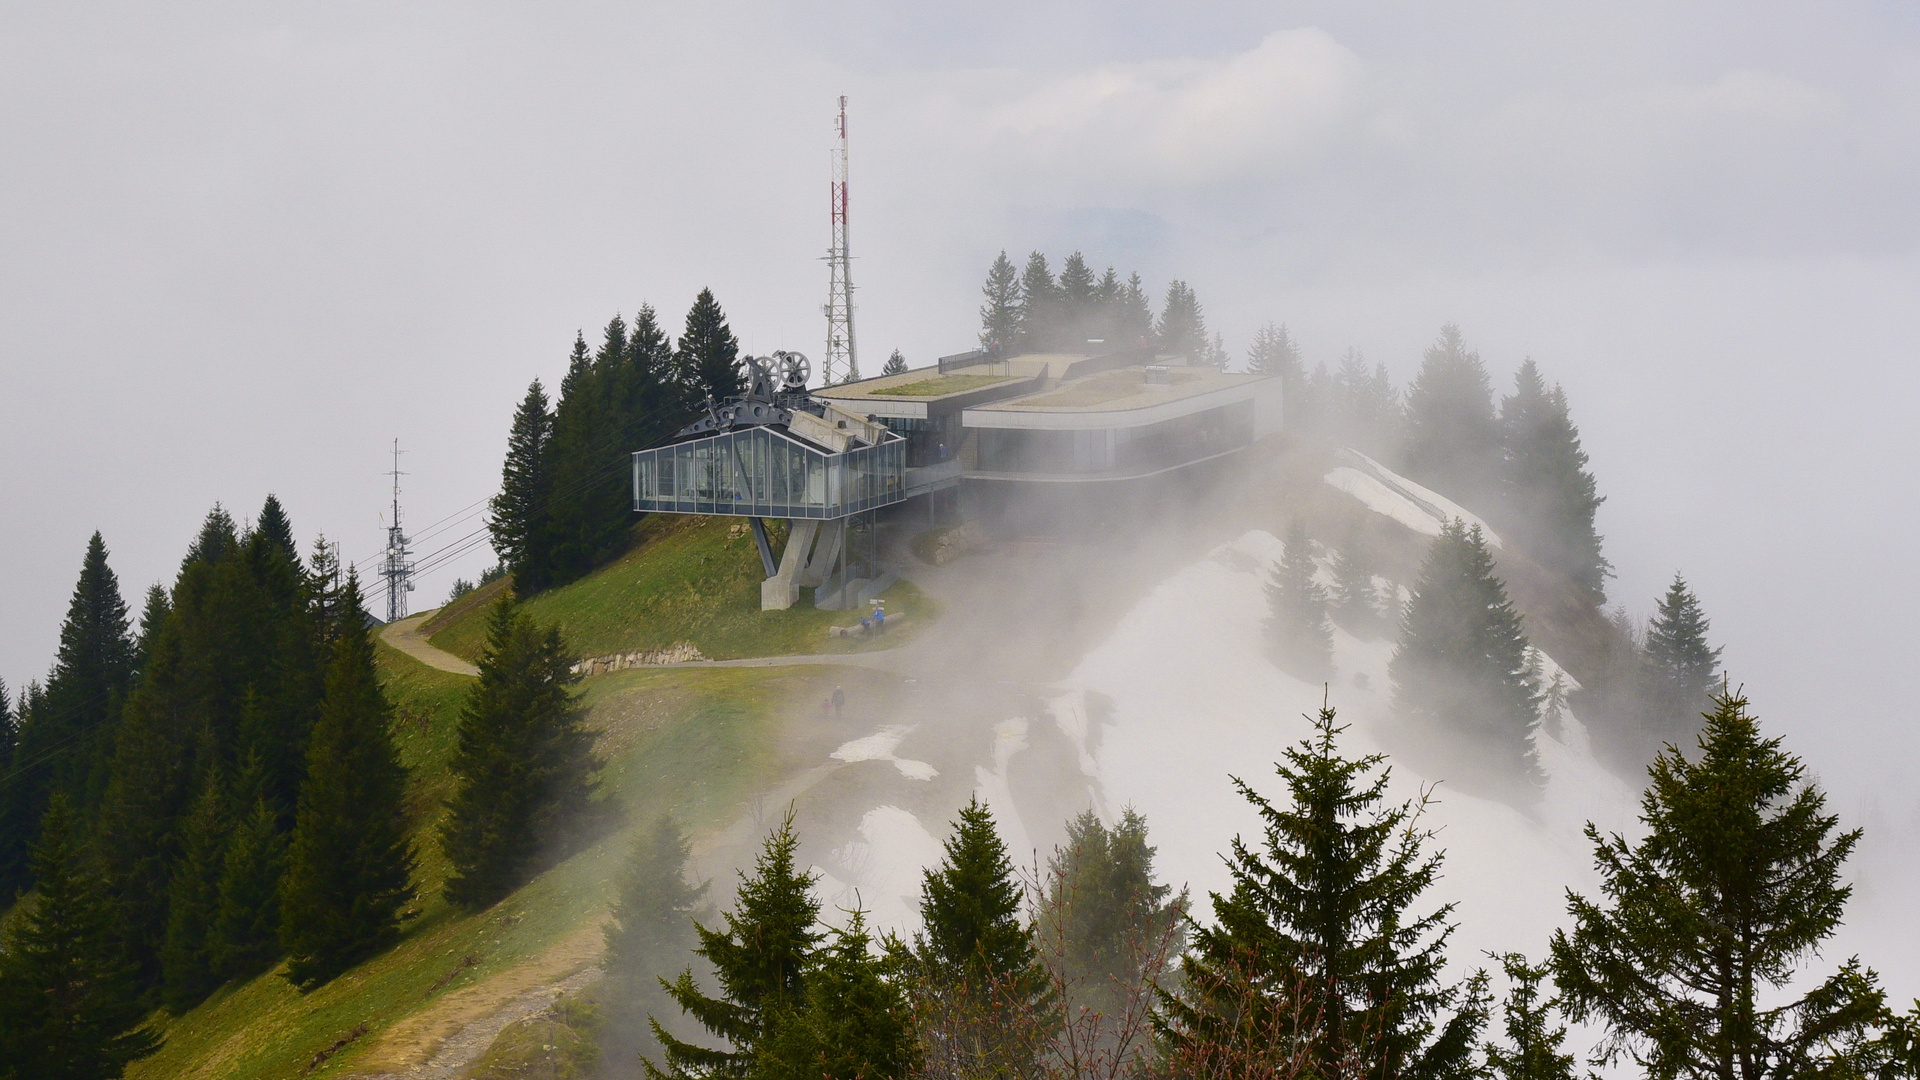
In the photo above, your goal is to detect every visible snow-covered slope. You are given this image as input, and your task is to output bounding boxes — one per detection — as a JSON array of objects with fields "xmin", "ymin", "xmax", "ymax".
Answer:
[
  {"xmin": 1323, "ymin": 449, "xmax": 1504, "ymax": 546},
  {"xmin": 810, "ymin": 524, "xmax": 1640, "ymax": 972}
]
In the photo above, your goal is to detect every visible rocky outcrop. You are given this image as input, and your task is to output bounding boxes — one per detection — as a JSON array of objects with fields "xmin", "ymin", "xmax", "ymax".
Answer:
[{"xmin": 568, "ymin": 642, "xmax": 708, "ymax": 676}]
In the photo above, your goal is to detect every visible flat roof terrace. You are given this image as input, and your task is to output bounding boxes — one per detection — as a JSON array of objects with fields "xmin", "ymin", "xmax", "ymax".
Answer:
[{"xmin": 963, "ymin": 362, "xmax": 1277, "ymax": 431}]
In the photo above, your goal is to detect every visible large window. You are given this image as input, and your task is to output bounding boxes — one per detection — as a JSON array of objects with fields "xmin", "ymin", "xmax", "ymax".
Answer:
[{"xmin": 632, "ymin": 426, "xmax": 904, "ymax": 519}]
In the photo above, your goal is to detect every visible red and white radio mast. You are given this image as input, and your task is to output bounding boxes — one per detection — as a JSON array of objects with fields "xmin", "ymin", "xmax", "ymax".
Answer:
[{"xmin": 823, "ymin": 95, "xmax": 857, "ymax": 386}]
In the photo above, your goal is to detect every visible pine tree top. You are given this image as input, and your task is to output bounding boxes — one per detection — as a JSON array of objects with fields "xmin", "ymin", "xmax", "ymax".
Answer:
[
  {"xmin": 918, "ymin": 795, "xmax": 1036, "ymax": 986},
  {"xmin": 254, "ymin": 495, "xmax": 298, "ymax": 563},
  {"xmin": 50, "ymin": 532, "xmax": 134, "ymax": 696}
]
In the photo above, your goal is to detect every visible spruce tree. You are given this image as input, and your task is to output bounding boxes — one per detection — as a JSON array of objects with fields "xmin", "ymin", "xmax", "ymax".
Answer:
[
  {"xmin": 1017, "ymin": 251, "xmax": 1060, "ymax": 349},
  {"xmin": 1401, "ymin": 324, "xmax": 1501, "ymax": 507},
  {"xmin": 1092, "ymin": 266, "xmax": 1123, "ymax": 343},
  {"xmin": 602, "ymin": 816, "xmax": 709, "ymax": 1076},
  {"xmin": 279, "ymin": 573, "xmax": 415, "ymax": 990},
  {"xmin": 1390, "ymin": 519, "xmax": 1544, "ymax": 787},
  {"xmin": 1643, "ymin": 574, "xmax": 1721, "ymax": 743},
  {"xmin": 1265, "ymin": 522, "xmax": 1333, "ymax": 681},
  {"xmin": 1550, "ymin": 691, "xmax": 1889, "ymax": 1079},
  {"xmin": 1156, "ymin": 280, "xmax": 1208, "ymax": 361},
  {"xmin": 1117, "ymin": 272, "xmax": 1154, "ymax": 347},
  {"xmin": 678, "ymin": 288, "xmax": 744, "ymax": 402},
  {"xmin": 545, "ymin": 331, "xmax": 614, "ymax": 586},
  {"xmin": 1246, "ymin": 322, "xmax": 1302, "ymax": 380},
  {"xmin": 628, "ymin": 302, "xmax": 690, "ymax": 445},
  {"xmin": 1334, "ymin": 348, "xmax": 1402, "ymax": 459},
  {"xmin": 917, "ymin": 795, "xmax": 1039, "ymax": 986},
  {"xmin": 979, "ymin": 252, "xmax": 1021, "ymax": 354},
  {"xmin": 131, "ymin": 583, "xmax": 169, "ymax": 680},
  {"xmin": 756, "ymin": 911, "xmax": 917, "ymax": 1080},
  {"xmin": 6, "ymin": 532, "xmax": 135, "ymax": 855},
  {"xmin": 1328, "ymin": 523, "xmax": 1384, "ymax": 635},
  {"xmin": 440, "ymin": 597, "xmax": 602, "ymax": 910},
  {"xmin": 650, "ymin": 812, "xmax": 822, "ymax": 1080},
  {"xmin": 1484, "ymin": 953, "xmax": 1574, "ymax": 1080},
  {"xmin": 210, "ymin": 796, "xmax": 288, "ymax": 981},
  {"xmin": 882, "ymin": 349, "xmax": 908, "ymax": 376},
  {"xmin": 1159, "ymin": 705, "xmax": 1487, "ymax": 1080},
  {"xmin": 1499, "ymin": 361, "xmax": 1609, "ymax": 602},
  {"xmin": 0, "ymin": 795, "xmax": 161, "ymax": 1079},
  {"xmin": 254, "ymin": 494, "xmax": 298, "ymax": 562},
  {"xmin": 489, "ymin": 379, "xmax": 555, "ymax": 592},
  {"xmin": 914, "ymin": 795, "xmax": 1047, "ymax": 1080},
  {"xmin": 160, "ymin": 762, "xmax": 231, "ymax": 1010},
  {"xmin": 1038, "ymin": 808, "xmax": 1185, "ymax": 1019},
  {"xmin": 1059, "ymin": 251, "xmax": 1098, "ymax": 343},
  {"xmin": 0, "ymin": 678, "xmax": 21, "ymax": 900}
]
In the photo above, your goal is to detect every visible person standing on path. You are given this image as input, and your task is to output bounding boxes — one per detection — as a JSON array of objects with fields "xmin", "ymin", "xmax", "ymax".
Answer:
[{"xmin": 832, "ymin": 685, "xmax": 845, "ymax": 718}]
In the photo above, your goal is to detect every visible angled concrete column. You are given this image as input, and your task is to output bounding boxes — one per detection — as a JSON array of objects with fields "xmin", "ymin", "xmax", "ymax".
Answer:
[
  {"xmin": 761, "ymin": 519, "xmax": 819, "ymax": 611},
  {"xmin": 797, "ymin": 519, "xmax": 844, "ymax": 589}
]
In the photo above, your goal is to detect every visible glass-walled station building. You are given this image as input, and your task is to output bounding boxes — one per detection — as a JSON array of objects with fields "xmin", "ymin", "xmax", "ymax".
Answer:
[
  {"xmin": 629, "ymin": 346, "xmax": 1281, "ymax": 608},
  {"xmin": 631, "ymin": 425, "xmax": 904, "ymax": 520}
]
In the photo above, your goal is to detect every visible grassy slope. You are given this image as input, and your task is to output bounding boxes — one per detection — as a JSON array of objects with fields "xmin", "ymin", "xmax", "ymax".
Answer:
[
  {"xmin": 126, "ymin": 643, "xmax": 858, "ymax": 1080},
  {"xmin": 427, "ymin": 515, "xmax": 931, "ymax": 663}
]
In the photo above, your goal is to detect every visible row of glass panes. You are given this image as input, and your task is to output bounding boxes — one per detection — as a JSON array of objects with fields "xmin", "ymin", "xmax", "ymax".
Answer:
[{"xmin": 631, "ymin": 426, "xmax": 905, "ymax": 519}]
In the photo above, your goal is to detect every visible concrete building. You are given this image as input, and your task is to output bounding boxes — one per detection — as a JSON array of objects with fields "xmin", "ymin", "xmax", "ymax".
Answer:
[{"xmin": 631, "ymin": 346, "xmax": 1282, "ymax": 608}]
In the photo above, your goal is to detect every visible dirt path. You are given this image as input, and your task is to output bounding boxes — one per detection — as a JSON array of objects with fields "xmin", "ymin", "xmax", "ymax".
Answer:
[{"xmin": 380, "ymin": 614, "xmax": 480, "ymax": 677}]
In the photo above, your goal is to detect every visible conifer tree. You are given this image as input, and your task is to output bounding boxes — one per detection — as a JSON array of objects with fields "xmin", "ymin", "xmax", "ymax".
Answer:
[
  {"xmin": 489, "ymin": 379, "xmax": 555, "ymax": 592},
  {"xmin": 1265, "ymin": 522, "xmax": 1333, "ymax": 681},
  {"xmin": 650, "ymin": 812, "xmax": 822, "ymax": 1080},
  {"xmin": 210, "ymin": 796, "xmax": 287, "ymax": 981},
  {"xmin": 678, "ymin": 288, "xmax": 744, "ymax": 402},
  {"xmin": 131, "ymin": 583, "xmax": 169, "ymax": 679},
  {"xmin": 5, "ymin": 532, "xmax": 135, "ymax": 852},
  {"xmin": 1246, "ymin": 322, "xmax": 1302, "ymax": 380},
  {"xmin": 628, "ymin": 303, "xmax": 688, "ymax": 445},
  {"xmin": 1017, "ymin": 252, "xmax": 1060, "ymax": 349},
  {"xmin": 180, "ymin": 505, "xmax": 238, "ymax": 571},
  {"xmin": 979, "ymin": 252, "xmax": 1021, "ymax": 354},
  {"xmin": 1550, "ymin": 691, "xmax": 1889, "ymax": 1079},
  {"xmin": 882, "ymin": 349, "xmax": 908, "ymax": 376},
  {"xmin": 441, "ymin": 597, "xmax": 602, "ymax": 910},
  {"xmin": 546, "ymin": 331, "xmax": 617, "ymax": 586},
  {"xmin": 1155, "ymin": 281, "xmax": 1209, "ymax": 361},
  {"xmin": 1117, "ymin": 272, "xmax": 1154, "ymax": 347},
  {"xmin": 254, "ymin": 494, "xmax": 298, "ymax": 562},
  {"xmin": 1333, "ymin": 349, "xmax": 1402, "ymax": 459},
  {"xmin": 1059, "ymin": 251, "xmax": 1098, "ymax": 343},
  {"xmin": 914, "ymin": 796, "xmax": 1047, "ymax": 1080},
  {"xmin": 602, "ymin": 816, "xmax": 709, "ymax": 1076},
  {"xmin": 0, "ymin": 678, "xmax": 21, "ymax": 900},
  {"xmin": 917, "ymin": 795, "xmax": 1039, "ymax": 987},
  {"xmin": 1093, "ymin": 266, "xmax": 1123, "ymax": 343},
  {"xmin": 1390, "ymin": 519, "xmax": 1544, "ymax": 787},
  {"xmin": 1484, "ymin": 953, "xmax": 1574, "ymax": 1080},
  {"xmin": 1328, "ymin": 524, "xmax": 1384, "ymax": 634},
  {"xmin": 1159, "ymin": 705, "xmax": 1488, "ymax": 1080},
  {"xmin": 757, "ymin": 911, "xmax": 917, "ymax": 1080},
  {"xmin": 279, "ymin": 573, "xmax": 415, "ymax": 990},
  {"xmin": 160, "ymin": 761, "xmax": 231, "ymax": 1009},
  {"xmin": 0, "ymin": 795, "xmax": 161, "ymax": 1079},
  {"xmin": 1401, "ymin": 324, "xmax": 1501, "ymax": 507},
  {"xmin": 1643, "ymin": 574, "xmax": 1721, "ymax": 742},
  {"xmin": 1038, "ymin": 808, "xmax": 1185, "ymax": 1019},
  {"xmin": 1499, "ymin": 361, "xmax": 1609, "ymax": 602}
]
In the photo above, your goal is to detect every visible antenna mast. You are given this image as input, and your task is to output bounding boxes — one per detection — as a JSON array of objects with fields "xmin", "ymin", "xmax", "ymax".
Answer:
[
  {"xmin": 823, "ymin": 95, "xmax": 857, "ymax": 386},
  {"xmin": 381, "ymin": 438, "xmax": 415, "ymax": 623}
]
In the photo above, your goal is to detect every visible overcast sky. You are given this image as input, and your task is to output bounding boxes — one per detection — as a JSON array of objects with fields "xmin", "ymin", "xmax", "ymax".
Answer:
[{"xmin": 4, "ymin": 3, "xmax": 1917, "ymax": 835}]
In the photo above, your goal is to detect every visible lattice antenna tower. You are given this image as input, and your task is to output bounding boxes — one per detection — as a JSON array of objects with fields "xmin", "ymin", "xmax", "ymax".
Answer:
[
  {"xmin": 381, "ymin": 438, "xmax": 416, "ymax": 623},
  {"xmin": 822, "ymin": 95, "xmax": 857, "ymax": 387}
]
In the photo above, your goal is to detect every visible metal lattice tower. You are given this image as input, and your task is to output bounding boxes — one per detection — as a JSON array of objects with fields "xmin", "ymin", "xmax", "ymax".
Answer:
[
  {"xmin": 381, "ymin": 438, "xmax": 416, "ymax": 623},
  {"xmin": 822, "ymin": 95, "xmax": 857, "ymax": 387}
]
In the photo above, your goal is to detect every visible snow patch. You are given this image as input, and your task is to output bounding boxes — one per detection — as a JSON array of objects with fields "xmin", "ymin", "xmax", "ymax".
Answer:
[
  {"xmin": 814, "ymin": 805, "xmax": 945, "ymax": 932},
  {"xmin": 1323, "ymin": 450, "xmax": 1503, "ymax": 547},
  {"xmin": 830, "ymin": 724, "xmax": 940, "ymax": 781}
]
